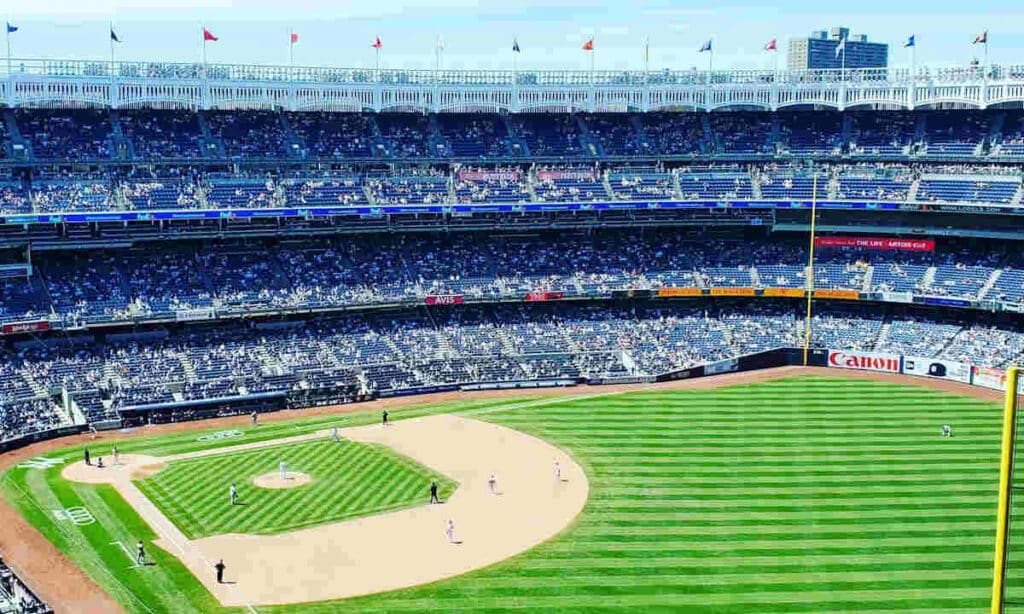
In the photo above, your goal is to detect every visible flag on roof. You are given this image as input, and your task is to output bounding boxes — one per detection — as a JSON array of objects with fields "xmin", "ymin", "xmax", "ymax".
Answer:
[
  {"xmin": 764, "ymin": 39, "xmax": 777, "ymax": 52},
  {"xmin": 904, "ymin": 35, "xmax": 915, "ymax": 48},
  {"xmin": 698, "ymin": 39, "xmax": 712, "ymax": 53},
  {"xmin": 835, "ymin": 37, "xmax": 846, "ymax": 58},
  {"xmin": 6, "ymin": 23, "xmax": 17, "ymax": 34},
  {"xmin": 974, "ymin": 31, "xmax": 988, "ymax": 45},
  {"xmin": 290, "ymin": 32, "xmax": 299, "ymax": 45},
  {"xmin": 372, "ymin": 36, "xmax": 382, "ymax": 49},
  {"xmin": 203, "ymin": 28, "xmax": 218, "ymax": 42},
  {"xmin": 512, "ymin": 38, "xmax": 520, "ymax": 53},
  {"xmin": 582, "ymin": 38, "xmax": 593, "ymax": 51},
  {"xmin": 111, "ymin": 28, "xmax": 121, "ymax": 43}
]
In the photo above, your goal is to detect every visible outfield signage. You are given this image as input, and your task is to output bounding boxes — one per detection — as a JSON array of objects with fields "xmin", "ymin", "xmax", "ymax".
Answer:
[
  {"xmin": 658, "ymin": 287, "xmax": 703, "ymax": 298},
  {"xmin": 763, "ymin": 288, "xmax": 805, "ymax": 298},
  {"xmin": 902, "ymin": 356, "xmax": 971, "ymax": 383},
  {"xmin": 971, "ymin": 366, "xmax": 1024, "ymax": 392},
  {"xmin": 525, "ymin": 291, "xmax": 564, "ymax": 302},
  {"xmin": 1, "ymin": 320, "xmax": 51, "ymax": 335},
  {"xmin": 705, "ymin": 358, "xmax": 739, "ymax": 376},
  {"xmin": 814, "ymin": 236, "xmax": 936, "ymax": 252},
  {"xmin": 880, "ymin": 291, "xmax": 914, "ymax": 304},
  {"xmin": 709, "ymin": 287, "xmax": 756, "ymax": 297},
  {"xmin": 175, "ymin": 308, "xmax": 216, "ymax": 322},
  {"xmin": 828, "ymin": 349, "xmax": 901, "ymax": 373},
  {"xmin": 425, "ymin": 294, "xmax": 464, "ymax": 306},
  {"xmin": 813, "ymin": 289, "xmax": 860, "ymax": 300}
]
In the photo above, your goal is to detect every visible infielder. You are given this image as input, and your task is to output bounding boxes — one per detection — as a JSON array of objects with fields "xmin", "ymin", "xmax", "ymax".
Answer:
[
  {"xmin": 113, "ymin": 446, "xmax": 120, "ymax": 465},
  {"xmin": 279, "ymin": 460, "xmax": 287, "ymax": 479},
  {"xmin": 331, "ymin": 427, "xmax": 340, "ymax": 442},
  {"xmin": 488, "ymin": 473, "xmax": 497, "ymax": 495},
  {"xmin": 554, "ymin": 461, "xmax": 561, "ymax": 482},
  {"xmin": 446, "ymin": 519, "xmax": 456, "ymax": 544}
]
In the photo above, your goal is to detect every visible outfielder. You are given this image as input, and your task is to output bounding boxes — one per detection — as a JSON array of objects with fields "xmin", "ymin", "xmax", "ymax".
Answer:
[
  {"xmin": 136, "ymin": 540, "xmax": 146, "ymax": 566},
  {"xmin": 941, "ymin": 424, "xmax": 953, "ymax": 437},
  {"xmin": 230, "ymin": 483, "xmax": 238, "ymax": 505}
]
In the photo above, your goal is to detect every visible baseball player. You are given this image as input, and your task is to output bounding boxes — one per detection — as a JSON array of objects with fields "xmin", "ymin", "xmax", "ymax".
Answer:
[
  {"xmin": 215, "ymin": 560, "xmax": 226, "ymax": 584},
  {"xmin": 113, "ymin": 446, "xmax": 120, "ymax": 465},
  {"xmin": 279, "ymin": 460, "xmax": 287, "ymax": 480},
  {"xmin": 430, "ymin": 481, "xmax": 440, "ymax": 504},
  {"xmin": 331, "ymin": 427, "xmax": 340, "ymax": 443},
  {"xmin": 230, "ymin": 483, "xmax": 238, "ymax": 505},
  {"xmin": 554, "ymin": 461, "xmax": 562, "ymax": 482},
  {"xmin": 488, "ymin": 473, "xmax": 497, "ymax": 495},
  {"xmin": 251, "ymin": 410, "xmax": 259, "ymax": 427},
  {"xmin": 446, "ymin": 519, "xmax": 455, "ymax": 544},
  {"xmin": 136, "ymin": 540, "xmax": 146, "ymax": 566},
  {"xmin": 941, "ymin": 424, "xmax": 953, "ymax": 437},
  {"xmin": 382, "ymin": 410, "xmax": 389, "ymax": 427}
]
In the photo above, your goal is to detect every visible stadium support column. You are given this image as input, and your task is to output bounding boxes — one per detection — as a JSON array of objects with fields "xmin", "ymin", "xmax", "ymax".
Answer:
[
  {"xmin": 801, "ymin": 173, "xmax": 819, "ymax": 366},
  {"xmin": 992, "ymin": 366, "xmax": 1020, "ymax": 614}
]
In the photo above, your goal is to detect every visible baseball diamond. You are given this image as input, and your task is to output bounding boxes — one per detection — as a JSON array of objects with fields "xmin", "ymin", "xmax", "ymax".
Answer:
[{"xmin": 0, "ymin": 371, "xmax": 1011, "ymax": 611}]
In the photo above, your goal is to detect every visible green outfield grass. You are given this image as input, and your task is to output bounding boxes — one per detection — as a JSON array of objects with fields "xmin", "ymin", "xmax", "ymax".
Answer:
[
  {"xmin": 1, "ymin": 376, "xmax": 1006, "ymax": 612},
  {"xmin": 136, "ymin": 439, "xmax": 457, "ymax": 539}
]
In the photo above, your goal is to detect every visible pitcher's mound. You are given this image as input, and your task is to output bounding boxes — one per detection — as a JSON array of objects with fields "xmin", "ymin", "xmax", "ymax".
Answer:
[{"xmin": 253, "ymin": 472, "xmax": 312, "ymax": 489}]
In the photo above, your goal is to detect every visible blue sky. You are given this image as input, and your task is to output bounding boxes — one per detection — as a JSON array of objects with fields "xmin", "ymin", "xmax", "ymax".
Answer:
[{"xmin": 3, "ymin": 0, "xmax": 1019, "ymax": 71}]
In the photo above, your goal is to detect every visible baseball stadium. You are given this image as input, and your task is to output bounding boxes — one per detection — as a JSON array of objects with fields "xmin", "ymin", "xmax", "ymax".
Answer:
[{"xmin": 1, "ymin": 2, "xmax": 1024, "ymax": 612}]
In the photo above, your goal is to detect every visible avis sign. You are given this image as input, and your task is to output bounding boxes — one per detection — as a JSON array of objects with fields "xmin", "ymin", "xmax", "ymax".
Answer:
[{"xmin": 828, "ymin": 349, "xmax": 901, "ymax": 373}]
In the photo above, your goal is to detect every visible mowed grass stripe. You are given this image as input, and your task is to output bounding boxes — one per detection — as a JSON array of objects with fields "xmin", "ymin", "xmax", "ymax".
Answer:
[
  {"xmin": 341, "ymin": 377, "xmax": 1002, "ymax": 613},
  {"xmin": 136, "ymin": 438, "xmax": 455, "ymax": 538}
]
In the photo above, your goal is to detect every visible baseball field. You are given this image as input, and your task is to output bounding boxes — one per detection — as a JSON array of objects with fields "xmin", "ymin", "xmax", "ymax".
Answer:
[{"xmin": 0, "ymin": 372, "xmax": 1008, "ymax": 612}]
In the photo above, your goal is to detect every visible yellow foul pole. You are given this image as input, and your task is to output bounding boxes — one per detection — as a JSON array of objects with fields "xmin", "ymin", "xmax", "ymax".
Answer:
[
  {"xmin": 993, "ymin": 366, "xmax": 1020, "ymax": 614},
  {"xmin": 802, "ymin": 173, "xmax": 819, "ymax": 366}
]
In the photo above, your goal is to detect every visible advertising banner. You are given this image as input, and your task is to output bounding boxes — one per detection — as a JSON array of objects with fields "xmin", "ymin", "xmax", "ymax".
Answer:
[
  {"xmin": 971, "ymin": 366, "xmax": 1024, "ymax": 392},
  {"xmin": 705, "ymin": 358, "xmax": 739, "ymax": 376},
  {"xmin": 657, "ymin": 287, "xmax": 703, "ymax": 298},
  {"xmin": 814, "ymin": 236, "xmax": 935, "ymax": 252},
  {"xmin": 0, "ymin": 264, "xmax": 31, "ymax": 279},
  {"xmin": 175, "ymin": 308, "xmax": 215, "ymax": 322},
  {"xmin": 536, "ymin": 169, "xmax": 596, "ymax": 182},
  {"xmin": 828, "ymin": 349, "xmax": 901, "ymax": 373},
  {"xmin": 763, "ymin": 288, "xmax": 805, "ymax": 298},
  {"xmin": 881, "ymin": 291, "xmax": 914, "ymax": 304},
  {"xmin": 709, "ymin": 287, "xmax": 756, "ymax": 297},
  {"xmin": 1, "ymin": 320, "xmax": 50, "ymax": 335},
  {"xmin": 457, "ymin": 170, "xmax": 521, "ymax": 182},
  {"xmin": 525, "ymin": 291, "xmax": 565, "ymax": 302},
  {"xmin": 902, "ymin": 356, "xmax": 971, "ymax": 383},
  {"xmin": 425, "ymin": 295, "xmax": 465, "ymax": 306},
  {"xmin": 814, "ymin": 289, "xmax": 860, "ymax": 300},
  {"xmin": 921, "ymin": 296, "xmax": 973, "ymax": 308}
]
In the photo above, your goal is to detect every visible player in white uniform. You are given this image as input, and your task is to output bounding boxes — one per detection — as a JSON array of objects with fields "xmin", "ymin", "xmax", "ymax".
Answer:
[
  {"xmin": 230, "ymin": 483, "xmax": 238, "ymax": 505},
  {"xmin": 554, "ymin": 461, "xmax": 561, "ymax": 482},
  {"xmin": 446, "ymin": 519, "xmax": 455, "ymax": 544},
  {"xmin": 279, "ymin": 460, "xmax": 287, "ymax": 479},
  {"xmin": 941, "ymin": 424, "xmax": 953, "ymax": 437},
  {"xmin": 331, "ymin": 427, "xmax": 340, "ymax": 442}
]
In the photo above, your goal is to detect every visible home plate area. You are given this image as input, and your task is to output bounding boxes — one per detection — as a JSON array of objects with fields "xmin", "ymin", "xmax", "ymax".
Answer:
[{"xmin": 62, "ymin": 414, "xmax": 588, "ymax": 607}]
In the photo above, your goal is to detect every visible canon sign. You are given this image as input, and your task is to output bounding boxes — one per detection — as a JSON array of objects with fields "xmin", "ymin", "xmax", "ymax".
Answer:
[{"xmin": 828, "ymin": 350, "xmax": 901, "ymax": 373}]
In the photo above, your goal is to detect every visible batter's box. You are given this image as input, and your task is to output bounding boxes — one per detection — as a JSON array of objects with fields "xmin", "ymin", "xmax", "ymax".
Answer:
[{"xmin": 53, "ymin": 507, "xmax": 96, "ymax": 526}]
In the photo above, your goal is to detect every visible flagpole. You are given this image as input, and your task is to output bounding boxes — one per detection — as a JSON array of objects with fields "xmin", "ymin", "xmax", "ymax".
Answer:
[
  {"xmin": 6, "ymin": 26, "xmax": 10, "ymax": 76},
  {"xmin": 202, "ymin": 26, "xmax": 207, "ymax": 66},
  {"xmin": 109, "ymin": 22, "xmax": 115, "ymax": 75},
  {"xmin": 289, "ymin": 27, "xmax": 293, "ymax": 68}
]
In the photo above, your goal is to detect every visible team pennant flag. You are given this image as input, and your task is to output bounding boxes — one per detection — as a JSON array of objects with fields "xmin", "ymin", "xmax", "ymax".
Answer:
[
  {"xmin": 835, "ymin": 37, "xmax": 846, "ymax": 58},
  {"xmin": 111, "ymin": 28, "xmax": 121, "ymax": 43},
  {"xmin": 203, "ymin": 28, "xmax": 219, "ymax": 42},
  {"xmin": 512, "ymin": 38, "xmax": 520, "ymax": 53},
  {"xmin": 582, "ymin": 38, "xmax": 593, "ymax": 51},
  {"xmin": 6, "ymin": 23, "xmax": 17, "ymax": 34},
  {"xmin": 698, "ymin": 39, "xmax": 712, "ymax": 53},
  {"xmin": 372, "ymin": 36, "xmax": 382, "ymax": 49},
  {"xmin": 974, "ymin": 31, "xmax": 988, "ymax": 44},
  {"xmin": 764, "ymin": 39, "xmax": 777, "ymax": 51},
  {"xmin": 290, "ymin": 32, "xmax": 299, "ymax": 45},
  {"xmin": 904, "ymin": 35, "xmax": 915, "ymax": 48}
]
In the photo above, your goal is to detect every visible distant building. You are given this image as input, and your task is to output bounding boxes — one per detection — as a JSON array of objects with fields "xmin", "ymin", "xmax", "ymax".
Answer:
[{"xmin": 788, "ymin": 27, "xmax": 888, "ymax": 71}]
